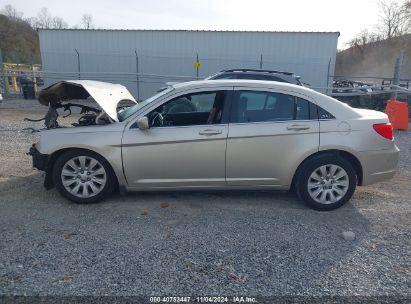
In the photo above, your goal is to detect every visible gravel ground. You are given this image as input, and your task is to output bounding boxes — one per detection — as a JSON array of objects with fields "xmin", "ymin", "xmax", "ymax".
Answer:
[{"xmin": 0, "ymin": 100, "xmax": 410, "ymax": 301}]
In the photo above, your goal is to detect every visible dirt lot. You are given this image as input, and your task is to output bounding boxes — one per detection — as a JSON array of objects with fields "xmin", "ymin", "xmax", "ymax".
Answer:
[{"xmin": 0, "ymin": 100, "xmax": 410, "ymax": 301}]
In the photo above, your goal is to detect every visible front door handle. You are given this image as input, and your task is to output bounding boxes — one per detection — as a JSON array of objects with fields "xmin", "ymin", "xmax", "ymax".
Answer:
[
  {"xmin": 287, "ymin": 125, "xmax": 310, "ymax": 131},
  {"xmin": 199, "ymin": 129, "xmax": 222, "ymax": 136}
]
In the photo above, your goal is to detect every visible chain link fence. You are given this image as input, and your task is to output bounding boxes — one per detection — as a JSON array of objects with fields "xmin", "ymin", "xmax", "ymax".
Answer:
[
  {"xmin": 1, "ymin": 49, "xmax": 410, "ymax": 114},
  {"xmin": 34, "ymin": 49, "xmax": 333, "ymax": 99}
]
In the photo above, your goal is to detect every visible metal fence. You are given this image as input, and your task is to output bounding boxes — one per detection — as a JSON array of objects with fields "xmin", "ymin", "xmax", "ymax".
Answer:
[
  {"xmin": 34, "ymin": 49, "xmax": 334, "ymax": 99},
  {"xmin": 1, "ymin": 50, "xmax": 411, "ymax": 114}
]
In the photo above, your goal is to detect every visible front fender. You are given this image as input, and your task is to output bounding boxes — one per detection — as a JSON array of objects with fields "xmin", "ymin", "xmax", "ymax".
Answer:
[{"xmin": 37, "ymin": 128, "xmax": 127, "ymax": 187}]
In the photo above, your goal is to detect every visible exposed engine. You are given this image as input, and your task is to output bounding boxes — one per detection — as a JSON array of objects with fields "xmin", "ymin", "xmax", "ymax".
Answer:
[
  {"xmin": 23, "ymin": 80, "xmax": 137, "ymax": 131},
  {"xmin": 24, "ymin": 101, "xmax": 111, "ymax": 129}
]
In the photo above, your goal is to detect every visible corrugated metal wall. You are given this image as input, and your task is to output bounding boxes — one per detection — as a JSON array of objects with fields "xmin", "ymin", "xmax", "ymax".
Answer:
[{"xmin": 39, "ymin": 29, "xmax": 339, "ymax": 99}]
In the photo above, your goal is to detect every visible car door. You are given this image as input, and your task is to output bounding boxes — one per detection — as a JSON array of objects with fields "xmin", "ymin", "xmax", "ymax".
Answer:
[
  {"xmin": 122, "ymin": 88, "xmax": 232, "ymax": 189},
  {"xmin": 226, "ymin": 88, "xmax": 320, "ymax": 187}
]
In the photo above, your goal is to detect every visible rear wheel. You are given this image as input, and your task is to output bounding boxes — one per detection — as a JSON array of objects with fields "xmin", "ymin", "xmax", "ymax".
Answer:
[
  {"xmin": 52, "ymin": 150, "xmax": 116, "ymax": 203},
  {"xmin": 296, "ymin": 155, "xmax": 356, "ymax": 211}
]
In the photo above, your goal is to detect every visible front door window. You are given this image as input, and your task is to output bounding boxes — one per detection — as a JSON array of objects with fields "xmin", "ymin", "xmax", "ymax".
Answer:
[{"xmin": 148, "ymin": 91, "xmax": 228, "ymax": 127}]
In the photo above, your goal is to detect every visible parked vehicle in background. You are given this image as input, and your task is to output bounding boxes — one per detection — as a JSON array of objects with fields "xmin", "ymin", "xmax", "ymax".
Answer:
[
  {"xmin": 0, "ymin": 93, "xmax": 3, "ymax": 102},
  {"xmin": 207, "ymin": 69, "xmax": 306, "ymax": 86},
  {"xmin": 29, "ymin": 80, "xmax": 399, "ymax": 211},
  {"xmin": 382, "ymin": 78, "xmax": 411, "ymax": 90},
  {"xmin": 332, "ymin": 79, "xmax": 375, "ymax": 93},
  {"xmin": 162, "ymin": 69, "xmax": 306, "ymax": 91}
]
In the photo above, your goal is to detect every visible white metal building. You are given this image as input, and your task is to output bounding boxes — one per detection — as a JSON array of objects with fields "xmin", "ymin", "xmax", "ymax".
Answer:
[{"xmin": 39, "ymin": 29, "xmax": 339, "ymax": 99}]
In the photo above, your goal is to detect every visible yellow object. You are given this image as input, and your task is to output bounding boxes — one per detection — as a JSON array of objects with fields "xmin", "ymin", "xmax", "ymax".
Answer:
[
  {"xmin": 192, "ymin": 61, "xmax": 202, "ymax": 69},
  {"xmin": 2, "ymin": 63, "xmax": 41, "ymax": 94}
]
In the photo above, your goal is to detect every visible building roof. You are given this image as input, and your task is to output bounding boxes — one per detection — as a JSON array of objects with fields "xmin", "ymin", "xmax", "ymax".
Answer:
[{"xmin": 38, "ymin": 28, "xmax": 340, "ymax": 36}]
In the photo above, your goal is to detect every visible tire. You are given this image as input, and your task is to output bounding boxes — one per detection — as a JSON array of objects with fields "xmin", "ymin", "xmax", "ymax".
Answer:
[
  {"xmin": 295, "ymin": 154, "xmax": 357, "ymax": 211},
  {"xmin": 52, "ymin": 149, "xmax": 117, "ymax": 204}
]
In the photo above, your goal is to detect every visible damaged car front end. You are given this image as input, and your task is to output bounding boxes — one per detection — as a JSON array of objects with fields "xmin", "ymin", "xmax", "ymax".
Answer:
[
  {"xmin": 27, "ymin": 80, "xmax": 138, "ymax": 191},
  {"xmin": 26, "ymin": 80, "xmax": 137, "ymax": 128}
]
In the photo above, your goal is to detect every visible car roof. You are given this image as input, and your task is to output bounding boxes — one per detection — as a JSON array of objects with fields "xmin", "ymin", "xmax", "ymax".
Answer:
[{"xmin": 172, "ymin": 79, "xmax": 309, "ymax": 94}]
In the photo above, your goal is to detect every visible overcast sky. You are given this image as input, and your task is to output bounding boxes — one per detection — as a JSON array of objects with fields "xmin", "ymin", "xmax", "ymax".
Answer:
[{"xmin": 2, "ymin": 0, "xmax": 385, "ymax": 49}]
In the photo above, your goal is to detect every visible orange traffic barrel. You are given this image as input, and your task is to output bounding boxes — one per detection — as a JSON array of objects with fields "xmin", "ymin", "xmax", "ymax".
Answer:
[{"xmin": 385, "ymin": 100, "xmax": 409, "ymax": 131}]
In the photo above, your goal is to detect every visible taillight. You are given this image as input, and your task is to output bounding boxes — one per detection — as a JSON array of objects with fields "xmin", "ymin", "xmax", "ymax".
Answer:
[{"xmin": 373, "ymin": 123, "xmax": 393, "ymax": 140}]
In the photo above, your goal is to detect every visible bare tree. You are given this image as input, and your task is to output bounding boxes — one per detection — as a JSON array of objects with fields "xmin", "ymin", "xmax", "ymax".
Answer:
[
  {"xmin": 347, "ymin": 29, "xmax": 382, "ymax": 49},
  {"xmin": 51, "ymin": 16, "xmax": 68, "ymax": 29},
  {"xmin": 346, "ymin": 0, "xmax": 410, "ymax": 50},
  {"xmin": 355, "ymin": 29, "xmax": 373, "ymax": 46},
  {"xmin": 1, "ymin": 4, "xmax": 23, "ymax": 20},
  {"xmin": 405, "ymin": 0, "xmax": 411, "ymax": 25},
  {"xmin": 377, "ymin": 0, "xmax": 410, "ymax": 39},
  {"xmin": 34, "ymin": 7, "xmax": 53, "ymax": 29},
  {"xmin": 81, "ymin": 14, "xmax": 94, "ymax": 29},
  {"xmin": 31, "ymin": 7, "xmax": 69, "ymax": 29}
]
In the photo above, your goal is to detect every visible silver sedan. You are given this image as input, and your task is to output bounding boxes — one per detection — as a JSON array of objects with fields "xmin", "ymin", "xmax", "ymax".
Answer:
[{"xmin": 29, "ymin": 80, "xmax": 399, "ymax": 210}]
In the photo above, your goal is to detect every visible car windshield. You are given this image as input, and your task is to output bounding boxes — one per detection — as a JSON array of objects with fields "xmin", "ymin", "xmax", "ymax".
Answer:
[{"xmin": 117, "ymin": 87, "xmax": 174, "ymax": 121}]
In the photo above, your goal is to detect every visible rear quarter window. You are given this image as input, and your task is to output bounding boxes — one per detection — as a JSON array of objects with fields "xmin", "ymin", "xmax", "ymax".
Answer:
[
  {"xmin": 318, "ymin": 107, "xmax": 335, "ymax": 119},
  {"xmin": 308, "ymin": 102, "xmax": 335, "ymax": 120}
]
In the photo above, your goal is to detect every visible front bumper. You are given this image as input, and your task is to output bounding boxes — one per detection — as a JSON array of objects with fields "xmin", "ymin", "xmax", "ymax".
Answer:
[
  {"xmin": 28, "ymin": 144, "xmax": 54, "ymax": 189},
  {"xmin": 28, "ymin": 144, "xmax": 49, "ymax": 171}
]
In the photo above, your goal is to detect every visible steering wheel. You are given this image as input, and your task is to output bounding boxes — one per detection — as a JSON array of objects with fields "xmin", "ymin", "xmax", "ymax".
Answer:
[
  {"xmin": 151, "ymin": 112, "xmax": 164, "ymax": 127},
  {"xmin": 166, "ymin": 100, "xmax": 197, "ymax": 114}
]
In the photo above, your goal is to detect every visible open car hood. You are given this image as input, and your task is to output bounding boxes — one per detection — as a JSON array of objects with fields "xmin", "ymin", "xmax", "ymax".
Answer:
[{"xmin": 38, "ymin": 80, "xmax": 137, "ymax": 121}]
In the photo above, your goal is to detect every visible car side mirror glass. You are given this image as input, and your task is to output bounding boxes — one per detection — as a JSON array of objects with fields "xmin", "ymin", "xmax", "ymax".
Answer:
[{"xmin": 136, "ymin": 116, "xmax": 149, "ymax": 130}]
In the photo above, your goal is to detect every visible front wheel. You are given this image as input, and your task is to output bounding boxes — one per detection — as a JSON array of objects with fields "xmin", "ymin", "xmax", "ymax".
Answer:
[
  {"xmin": 296, "ymin": 155, "xmax": 357, "ymax": 211},
  {"xmin": 52, "ymin": 150, "xmax": 116, "ymax": 204}
]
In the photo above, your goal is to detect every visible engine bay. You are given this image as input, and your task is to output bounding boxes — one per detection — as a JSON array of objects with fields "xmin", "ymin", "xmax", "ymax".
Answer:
[
  {"xmin": 24, "ymin": 80, "xmax": 137, "ymax": 130},
  {"xmin": 24, "ymin": 101, "xmax": 111, "ymax": 129}
]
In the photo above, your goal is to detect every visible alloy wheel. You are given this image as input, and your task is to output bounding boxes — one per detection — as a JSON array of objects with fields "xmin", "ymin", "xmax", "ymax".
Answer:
[
  {"xmin": 307, "ymin": 164, "xmax": 349, "ymax": 204},
  {"xmin": 61, "ymin": 156, "xmax": 107, "ymax": 198}
]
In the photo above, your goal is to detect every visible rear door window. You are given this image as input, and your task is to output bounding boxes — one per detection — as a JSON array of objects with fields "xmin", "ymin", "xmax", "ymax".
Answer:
[
  {"xmin": 296, "ymin": 97, "xmax": 309, "ymax": 120},
  {"xmin": 233, "ymin": 91, "xmax": 294, "ymax": 123},
  {"xmin": 231, "ymin": 91, "xmax": 332, "ymax": 123}
]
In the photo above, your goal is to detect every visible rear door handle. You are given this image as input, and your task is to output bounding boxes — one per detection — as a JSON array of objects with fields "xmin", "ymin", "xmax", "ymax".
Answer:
[
  {"xmin": 199, "ymin": 129, "xmax": 222, "ymax": 136},
  {"xmin": 287, "ymin": 125, "xmax": 310, "ymax": 131}
]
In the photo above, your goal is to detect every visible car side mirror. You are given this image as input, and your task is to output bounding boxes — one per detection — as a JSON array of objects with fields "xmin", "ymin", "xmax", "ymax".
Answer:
[{"xmin": 136, "ymin": 116, "xmax": 149, "ymax": 130}]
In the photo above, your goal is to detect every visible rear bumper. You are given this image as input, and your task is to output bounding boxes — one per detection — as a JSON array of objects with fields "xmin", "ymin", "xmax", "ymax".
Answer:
[
  {"xmin": 28, "ymin": 144, "xmax": 49, "ymax": 171},
  {"xmin": 359, "ymin": 145, "xmax": 400, "ymax": 185}
]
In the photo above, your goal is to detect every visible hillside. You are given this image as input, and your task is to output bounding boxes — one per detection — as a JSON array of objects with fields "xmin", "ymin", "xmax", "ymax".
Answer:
[
  {"xmin": 0, "ymin": 14, "xmax": 40, "ymax": 64},
  {"xmin": 335, "ymin": 35, "xmax": 411, "ymax": 81}
]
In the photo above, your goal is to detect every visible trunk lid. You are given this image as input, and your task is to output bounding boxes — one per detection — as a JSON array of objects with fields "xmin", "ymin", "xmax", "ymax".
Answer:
[{"xmin": 353, "ymin": 108, "xmax": 389, "ymax": 121}]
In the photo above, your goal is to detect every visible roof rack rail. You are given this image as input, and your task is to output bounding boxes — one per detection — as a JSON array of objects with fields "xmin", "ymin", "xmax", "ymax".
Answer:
[{"xmin": 221, "ymin": 68, "xmax": 294, "ymax": 76}]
